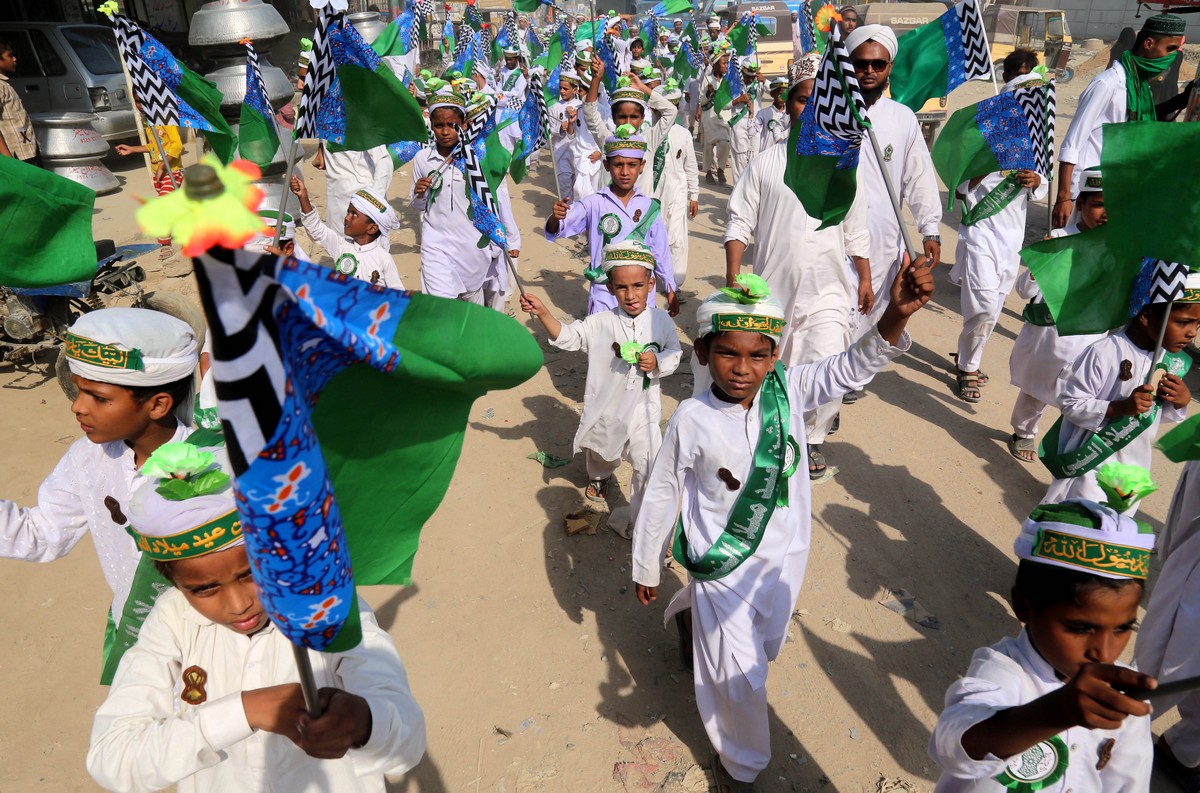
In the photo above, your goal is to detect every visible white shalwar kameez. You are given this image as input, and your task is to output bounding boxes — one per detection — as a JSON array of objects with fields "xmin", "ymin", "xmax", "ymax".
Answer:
[
  {"xmin": 0, "ymin": 422, "xmax": 191, "ymax": 627},
  {"xmin": 631, "ymin": 328, "xmax": 910, "ymax": 782},
  {"xmin": 496, "ymin": 66, "xmax": 528, "ymax": 105},
  {"xmin": 322, "ymin": 146, "xmax": 393, "ymax": 233},
  {"xmin": 930, "ymin": 629, "xmax": 1152, "ymax": 791},
  {"xmin": 952, "ymin": 170, "xmax": 1049, "ymax": 373},
  {"xmin": 1136, "ymin": 460, "xmax": 1200, "ymax": 767},
  {"xmin": 653, "ymin": 123, "xmax": 699, "ymax": 285},
  {"xmin": 1058, "ymin": 66, "xmax": 1127, "ymax": 197},
  {"xmin": 699, "ymin": 70, "xmax": 733, "ymax": 174},
  {"xmin": 724, "ymin": 142, "xmax": 871, "ymax": 445},
  {"xmin": 756, "ymin": 104, "xmax": 788, "ymax": 150},
  {"xmin": 728, "ymin": 86, "xmax": 761, "ymax": 183},
  {"xmin": 298, "ymin": 210, "xmax": 404, "ymax": 290},
  {"xmin": 408, "ymin": 148, "xmax": 520, "ymax": 303},
  {"xmin": 1008, "ymin": 225, "xmax": 1105, "ymax": 439},
  {"xmin": 1042, "ymin": 330, "xmax": 1187, "ymax": 512},
  {"xmin": 582, "ymin": 88, "xmax": 679, "ymax": 197},
  {"xmin": 855, "ymin": 97, "xmax": 941, "ymax": 331},
  {"xmin": 551, "ymin": 306, "xmax": 682, "ymax": 522},
  {"xmin": 88, "ymin": 588, "xmax": 426, "ymax": 793}
]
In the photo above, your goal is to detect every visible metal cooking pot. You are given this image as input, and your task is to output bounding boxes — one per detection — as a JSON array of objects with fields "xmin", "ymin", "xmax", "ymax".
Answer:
[
  {"xmin": 189, "ymin": 0, "xmax": 289, "ymax": 55},
  {"xmin": 31, "ymin": 113, "xmax": 111, "ymax": 159},
  {"xmin": 347, "ymin": 11, "xmax": 388, "ymax": 45},
  {"xmin": 203, "ymin": 57, "xmax": 296, "ymax": 111}
]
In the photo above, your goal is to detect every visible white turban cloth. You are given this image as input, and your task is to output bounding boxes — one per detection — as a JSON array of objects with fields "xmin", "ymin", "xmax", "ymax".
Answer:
[
  {"xmin": 845, "ymin": 24, "xmax": 898, "ymax": 61},
  {"xmin": 350, "ymin": 187, "xmax": 401, "ymax": 233}
]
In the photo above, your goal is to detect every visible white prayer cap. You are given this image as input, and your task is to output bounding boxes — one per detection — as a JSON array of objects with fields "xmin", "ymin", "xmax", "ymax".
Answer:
[
  {"xmin": 791, "ymin": 51, "xmax": 821, "ymax": 86},
  {"xmin": 350, "ymin": 187, "xmax": 401, "ymax": 233},
  {"xmin": 1014, "ymin": 498, "xmax": 1155, "ymax": 580},
  {"xmin": 503, "ymin": 46, "xmax": 521, "ymax": 56},
  {"xmin": 845, "ymin": 24, "xmax": 898, "ymax": 60},
  {"xmin": 560, "ymin": 70, "xmax": 582, "ymax": 85},
  {"xmin": 601, "ymin": 240, "xmax": 656, "ymax": 278},
  {"xmin": 1078, "ymin": 167, "xmax": 1103, "ymax": 193},
  {"xmin": 66, "ymin": 306, "xmax": 197, "ymax": 390},
  {"xmin": 695, "ymin": 275, "xmax": 786, "ymax": 342},
  {"xmin": 769, "ymin": 76, "xmax": 789, "ymax": 91},
  {"xmin": 245, "ymin": 208, "xmax": 296, "ymax": 251},
  {"xmin": 127, "ymin": 443, "xmax": 244, "ymax": 562},
  {"xmin": 707, "ymin": 17, "xmax": 720, "ymax": 28}
]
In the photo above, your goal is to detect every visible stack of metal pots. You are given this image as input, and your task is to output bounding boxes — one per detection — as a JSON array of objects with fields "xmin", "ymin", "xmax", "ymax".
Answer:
[
  {"xmin": 31, "ymin": 112, "xmax": 120, "ymax": 195},
  {"xmin": 188, "ymin": 0, "xmax": 295, "ymax": 207}
]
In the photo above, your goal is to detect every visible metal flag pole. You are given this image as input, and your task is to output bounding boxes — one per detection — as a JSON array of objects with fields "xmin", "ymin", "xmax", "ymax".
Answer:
[
  {"xmin": 1146, "ymin": 300, "xmax": 1175, "ymax": 389},
  {"xmin": 864, "ymin": 126, "xmax": 919, "ymax": 261},
  {"xmin": 273, "ymin": 140, "xmax": 302, "ymax": 248},
  {"xmin": 291, "ymin": 644, "xmax": 323, "ymax": 718},
  {"xmin": 147, "ymin": 124, "xmax": 180, "ymax": 190}
]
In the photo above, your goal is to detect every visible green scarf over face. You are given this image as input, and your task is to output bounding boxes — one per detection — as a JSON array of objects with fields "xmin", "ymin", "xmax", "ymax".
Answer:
[{"xmin": 1120, "ymin": 50, "xmax": 1175, "ymax": 121}]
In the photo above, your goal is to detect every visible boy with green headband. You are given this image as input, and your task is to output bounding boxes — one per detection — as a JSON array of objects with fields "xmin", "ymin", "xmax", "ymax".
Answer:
[
  {"xmin": 630, "ymin": 262, "xmax": 933, "ymax": 790},
  {"xmin": 1053, "ymin": 13, "xmax": 1185, "ymax": 228},
  {"xmin": 88, "ymin": 443, "xmax": 426, "ymax": 793},
  {"xmin": 930, "ymin": 478, "xmax": 1159, "ymax": 791}
]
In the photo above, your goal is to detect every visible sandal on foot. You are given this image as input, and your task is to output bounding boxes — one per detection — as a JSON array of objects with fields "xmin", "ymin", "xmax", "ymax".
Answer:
[
  {"xmin": 675, "ymin": 610, "xmax": 694, "ymax": 671},
  {"xmin": 956, "ymin": 370, "xmax": 981, "ymax": 403},
  {"xmin": 717, "ymin": 168, "xmax": 727, "ymax": 185},
  {"xmin": 808, "ymin": 445, "xmax": 827, "ymax": 480},
  {"xmin": 711, "ymin": 754, "xmax": 757, "ymax": 793},
  {"xmin": 950, "ymin": 353, "xmax": 988, "ymax": 386},
  {"xmin": 1008, "ymin": 434, "xmax": 1037, "ymax": 463},
  {"xmin": 842, "ymin": 388, "xmax": 866, "ymax": 405},
  {"xmin": 705, "ymin": 170, "xmax": 716, "ymax": 185},
  {"xmin": 829, "ymin": 412, "xmax": 840, "ymax": 435},
  {"xmin": 584, "ymin": 477, "xmax": 610, "ymax": 503}
]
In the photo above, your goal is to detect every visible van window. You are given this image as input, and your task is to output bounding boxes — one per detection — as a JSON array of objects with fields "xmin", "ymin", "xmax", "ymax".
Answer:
[
  {"xmin": 62, "ymin": 26, "xmax": 123, "ymax": 76},
  {"xmin": 28, "ymin": 30, "xmax": 66, "ymax": 76}
]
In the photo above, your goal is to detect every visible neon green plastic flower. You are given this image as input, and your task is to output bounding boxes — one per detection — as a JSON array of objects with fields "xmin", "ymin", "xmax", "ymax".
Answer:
[
  {"xmin": 718, "ymin": 273, "xmax": 772, "ymax": 305},
  {"xmin": 98, "ymin": 1, "xmax": 119, "ymax": 18},
  {"xmin": 619, "ymin": 340, "xmax": 644, "ymax": 365},
  {"xmin": 141, "ymin": 442, "xmax": 231, "ymax": 501},
  {"xmin": 1096, "ymin": 463, "xmax": 1157, "ymax": 514}
]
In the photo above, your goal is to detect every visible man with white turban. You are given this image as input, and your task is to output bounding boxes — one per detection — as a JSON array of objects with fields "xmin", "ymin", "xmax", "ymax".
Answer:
[
  {"xmin": 293, "ymin": 178, "xmax": 406, "ymax": 290},
  {"xmin": 0, "ymin": 307, "xmax": 200, "ymax": 680},
  {"xmin": 844, "ymin": 25, "xmax": 942, "ymax": 350}
]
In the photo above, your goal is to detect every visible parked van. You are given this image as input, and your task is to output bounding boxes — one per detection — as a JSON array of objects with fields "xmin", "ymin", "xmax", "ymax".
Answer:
[{"xmin": 0, "ymin": 23, "xmax": 137, "ymax": 141}]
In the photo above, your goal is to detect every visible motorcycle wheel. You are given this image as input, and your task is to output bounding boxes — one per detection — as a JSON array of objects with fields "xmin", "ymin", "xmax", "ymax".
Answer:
[
  {"xmin": 1057, "ymin": 66, "xmax": 1074, "ymax": 84},
  {"xmin": 55, "ymin": 348, "xmax": 78, "ymax": 402},
  {"xmin": 142, "ymin": 292, "xmax": 207, "ymax": 351}
]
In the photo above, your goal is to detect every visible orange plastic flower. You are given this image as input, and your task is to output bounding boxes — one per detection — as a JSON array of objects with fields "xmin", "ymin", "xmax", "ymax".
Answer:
[{"xmin": 814, "ymin": 4, "xmax": 842, "ymax": 34}]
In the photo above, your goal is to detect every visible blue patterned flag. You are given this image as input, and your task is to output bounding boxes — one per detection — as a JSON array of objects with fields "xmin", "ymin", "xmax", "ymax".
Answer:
[
  {"xmin": 509, "ymin": 69, "xmax": 548, "ymax": 182},
  {"xmin": 192, "ymin": 248, "xmax": 542, "ymax": 651},
  {"xmin": 889, "ymin": 0, "xmax": 991, "ymax": 112}
]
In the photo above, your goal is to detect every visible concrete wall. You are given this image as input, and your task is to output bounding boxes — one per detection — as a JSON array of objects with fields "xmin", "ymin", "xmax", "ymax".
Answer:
[{"xmin": 1026, "ymin": 0, "xmax": 1200, "ymax": 44}]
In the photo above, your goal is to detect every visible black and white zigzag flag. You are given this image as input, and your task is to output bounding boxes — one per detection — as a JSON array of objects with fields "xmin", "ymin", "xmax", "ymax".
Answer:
[
  {"xmin": 530, "ymin": 69, "xmax": 549, "ymax": 153},
  {"xmin": 502, "ymin": 10, "xmax": 520, "ymax": 53},
  {"xmin": 1013, "ymin": 79, "xmax": 1056, "ymax": 180},
  {"xmin": 294, "ymin": 8, "xmax": 339, "ymax": 141},
  {"xmin": 414, "ymin": 0, "xmax": 433, "ymax": 41},
  {"xmin": 814, "ymin": 26, "xmax": 869, "ymax": 143},
  {"xmin": 746, "ymin": 13, "xmax": 758, "ymax": 55},
  {"xmin": 462, "ymin": 93, "xmax": 495, "ymax": 145},
  {"xmin": 111, "ymin": 14, "xmax": 178, "ymax": 126},
  {"xmin": 1148, "ymin": 260, "xmax": 1191, "ymax": 307},
  {"xmin": 453, "ymin": 22, "xmax": 472, "ymax": 60},
  {"xmin": 245, "ymin": 39, "xmax": 270, "ymax": 112},
  {"xmin": 956, "ymin": 0, "xmax": 992, "ymax": 83}
]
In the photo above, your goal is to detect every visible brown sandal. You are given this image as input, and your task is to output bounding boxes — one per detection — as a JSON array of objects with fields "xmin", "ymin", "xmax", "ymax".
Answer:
[{"xmin": 956, "ymin": 370, "xmax": 981, "ymax": 403}]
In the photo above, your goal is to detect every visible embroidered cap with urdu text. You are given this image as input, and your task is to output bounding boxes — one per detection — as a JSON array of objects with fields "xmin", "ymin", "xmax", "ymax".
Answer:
[
  {"xmin": 127, "ymin": 443, "xmax": 244, "ymax": 562},
  {"xmin": 696, "ymin": 274, "xmax": 787, "ymax": 342},
  {"xmin": 1014, "ymin": 465, "xmax": 1158, "ymax": 580},
  {"xmin": 1078, "ymin": 167, "xmax": 1102, "ymax": 194},
  {"xmin": 600, "ymin": 239, "xmax": 656, "ymax": 280},
  {"xmin": 604, "ymin": 123, "xmax": 648, "ymax": 159},
  {"xmin": 610, "ymin": 77, "xmax": 649, "ymax": 111}
]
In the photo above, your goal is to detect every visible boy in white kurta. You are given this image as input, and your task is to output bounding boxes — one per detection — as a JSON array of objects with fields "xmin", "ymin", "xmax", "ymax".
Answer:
[
  {"xmin": 88, "ymin": 444, "xmax": 426, "ymax": 793},
  {"xmin": 1007, "ymin": 171, "xmax": 1107, "ymax": 462},
  {"xmin": 727, "ymin": 62, "xmax": 763, "ymax": 184},
  {"xmin": 1136, "ymin": 459, "xmax": 1200, "ymax": 787},
  {"xmin": 631, "ymin": 265, "xmax": 933, "ymax": 788},
  {"xmin": 930, "ymin": 495, "xmax": 1157, "ymax": 791},
  {"xmin": 698, "ymin": 47, "xmax": 734, "ymax": 185},
  {"xmin": 521, "ymin": 241, "xmax": 682, "ymax": 513},
  {"xmin": 0, "ymin": 308, "xmax": 197, "ymax": 681},
  {"xmin": 952, "ymin": 66, "xmax": 1051, "ymax": 403},
  {"xmin": 654, "ymin": 80, "xmax": 699, "ymax": 286},
  {"xmin": 1040, "ymin": 261, "xmax": 1198, "ymax": 513},
  {"xmin": 290, "ymin": 180, "xmax": 405, "ymax": 290},
  {"xmin": 755, "ymin": 76, "xmax": 791, "ymax": 151},
  {"xmin": 410, "ymin": 91, "xmax": 521, "ymax": 305}
]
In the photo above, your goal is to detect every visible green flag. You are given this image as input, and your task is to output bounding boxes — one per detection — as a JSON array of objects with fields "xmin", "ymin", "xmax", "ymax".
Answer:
[
  {"xmin": 0, "ymin": 156, "xmax": 96, "ymax": 288},
  {"xmin": 513, "ymin": 0, "xmax": 545, "ymax": 13},
  {"xmin": 782, "ymin": 113, "xmax": 859, "ymax": 229},
  {"xmin": 331, "ymin": 61, "xmax": 427, "ymax": 151},
  {"xmin": 1102, "ymin": 121, "xmax": 1200, "ymax": 267},
  {"xmin": 1019, "ymin": 224, "xmax": 1143, "ymax": 336},
  {"xmin": 672, "ymin": 42, "xmax": 698, "ymax": 81},
  {"xmin": 177, "ymin": 69, "xmax": 239, "ymax": 165},
  {"xmin": 888, "ymin": 0, "xmax": 992, "ymax": 113},
  {"xmin": 724, "ymin": 20, "xmax": 770, "ymax": 55},
  {"xmin": 1157, "ymin": 414, "xmax": 1200, "ymax": 462}
]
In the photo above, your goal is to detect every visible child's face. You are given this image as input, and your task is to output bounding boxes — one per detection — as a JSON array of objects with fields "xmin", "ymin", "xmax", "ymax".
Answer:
[
  {"xmin": 560, "ymin": 81, "xmax": 578, "ymax": 101},
  {"xmin": 430, "ymin": 108, "xmax": 462, "ymax": 151},
  {"xmin": 604, "ymin": 155, "xmax": 645, "ymax": 191},
  {"xmin": 0, "ymin": 49, "xmax": 16, "ymax": 76},
  {"xmin": 169, "ymin": 545, "xmax": 268, "ymax": 636},
  {"xmin": 1077, "ymin": 193, "xmax": 1106, "ymax": 230},
  {"xmin": 606, "ymin": 265, "xmax": 654, "ymax": 316},
  {"xmin": 1141, "ymin": 302, "xmax": 1200, "ymax": 353},
  {"xmin": 631, "ymin": 40, "xmax": 644, "ymax": 56},
  {"xmin": 343, "ymin": 203, "xmax": 378, "ymax": 239},
  {"xmin": 694, "ymin": 331, "xmax": 778, "ymax": 408},
  {"xmin": 70, "ymin": 375, "xmax": 165, "ymax": 444},
  {"xmin": 611, "ymin": 101, "xmax": 645, "ymax": 128},
  {"xmin": 1016, "ymin": 581, "xmax": 1141, "ymax": 681}
]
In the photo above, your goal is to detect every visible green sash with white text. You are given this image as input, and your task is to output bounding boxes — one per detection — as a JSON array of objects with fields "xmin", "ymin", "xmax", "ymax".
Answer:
[{"xmin": 961, "ymin": 172, "xmax": 1024, "ymax": 227}]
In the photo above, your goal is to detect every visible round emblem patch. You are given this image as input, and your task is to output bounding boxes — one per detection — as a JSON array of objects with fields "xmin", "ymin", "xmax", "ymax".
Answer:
[
  {"xmin": 599, "ymin": 212, "xmax": 622, "ymax": 240},
  {"xmin": 994, "ymin": 735, "xmax": 1068, "ymax": 791},
  {"xmin": 782, "ymin": 435, "xmax": 800, "ymax": 478},
  {"xmin": 335, "ymin": 253, "xmax": 360, "ymax": 276},
  {"xmin": 428, "ymin": 170, "xmax": 443, "ymax": 191}
]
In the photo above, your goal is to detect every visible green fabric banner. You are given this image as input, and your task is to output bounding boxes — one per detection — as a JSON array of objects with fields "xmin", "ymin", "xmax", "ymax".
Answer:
[
  {"xmin": 336, "ymin": 62, "xmax": 427, "ymax": 151},
  {"xmin": 782, "ymin": 119, "xmax": 858, "ymax": 230},
  {"xmin": 178, "ymin": 68, "xmax": 238, "ymax": 164},
  {"xmin": 1158, "ymin": 413, "xmax": 1200, "ymax": 463},
  {"xmin": 889, "ymin": 19, "xmax": 949, "ymax": 113},
  {"xmin": 237, "ymin": 102, "xmax": 280, "ymax": 171},
  {"xmin": 931, "ymin": 101, "xmax": 1002, "ymax": 205},
  {"xmin": 0, "ymin": 156, "xmax": 97, "ymax": 288}
]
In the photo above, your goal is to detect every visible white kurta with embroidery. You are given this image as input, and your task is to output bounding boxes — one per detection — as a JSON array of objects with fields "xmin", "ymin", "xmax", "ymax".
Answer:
[
  {"xmin": 755, "ymin": 104, "xmax": 788, "ymax": 150},
  {"xmin": 653, "ymin": 124, "xmax": 699, "ymax": 284},
  {"xmin": 88, "ymin": 588, "xmax": 426, "ymax": 793},
  {"xmin": 496, "ymin": 66, "xmax": 528, "ymax": 105},
  {"xmin": 1136, "ymin": 460, "xmax": 1200, "ymax": 767},
  {"xmin": 930, "ymin": 628, "xmax": 1152, "ymax": 791},
  {"xmin": 631, "ymin": 329, "xmax": 909, "ymax": 781},
  {"xmin": 1043, "ymin": 330, "xmax": 1188, "ymax": 510},
  {"xmin": 857, "ymin": 97, "xmax": 941, "ymax": 327},
  {"xmin": 0, "ymin": 422, "xmax": 191, "ymax": 623},
  {"xmin": 582, "ymin": 88, "xmax": 679, "ymax": 196},
  {"xmin": 408, "ymin": 148, "xmax": 520, "ymax": 298},
  {"xmin": 1009, "ymin": 225, "xmax": 1106, "ymax": 405},
  {"xmin": 551, "ymin": 306, "xmax": 682, "ymax": 460},
  {"xmin": 1058, "ymin": 66, "xmax": 1126, "ymax": 196},
  {"xmin": 299, "ymin": 210, "xmax": 404, "ymax": 290}
]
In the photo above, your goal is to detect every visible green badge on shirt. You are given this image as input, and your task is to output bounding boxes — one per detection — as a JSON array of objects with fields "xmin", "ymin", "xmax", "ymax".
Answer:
[
  {"xmin": 335, "ymin": 253, "xmax": 360, "ymax": 276},
  {"xmin": 994, "ymin": 735, "xmax": 1069, "ymax": 791}
]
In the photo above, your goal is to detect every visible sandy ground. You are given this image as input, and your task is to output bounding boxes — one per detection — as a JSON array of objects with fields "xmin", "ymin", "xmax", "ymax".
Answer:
[{"xmin": 1, "ymin": 51, "xmax": 1197, "ymax": 793}]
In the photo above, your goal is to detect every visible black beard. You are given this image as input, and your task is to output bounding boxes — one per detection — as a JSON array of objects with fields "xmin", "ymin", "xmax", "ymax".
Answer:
[{"xmin": 861, "ymin": 83, "xmax": 886, "ymax": 106}]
